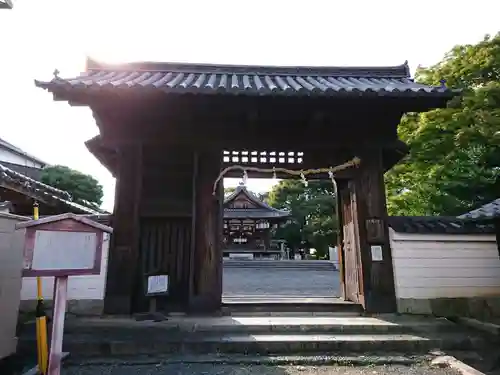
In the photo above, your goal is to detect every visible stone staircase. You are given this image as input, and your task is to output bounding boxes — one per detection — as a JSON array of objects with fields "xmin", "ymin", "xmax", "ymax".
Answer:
[{"xmin": 18, "ymin": 310, "xmax": 488, "ymax": 360}]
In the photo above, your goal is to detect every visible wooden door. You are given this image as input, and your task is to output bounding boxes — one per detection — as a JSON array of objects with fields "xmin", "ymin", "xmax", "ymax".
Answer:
[
  {"xmin": 340, "ymin": 182, "xmax": 363, "ymax": 304},
  {"xmin": 135, "ymin": 217, "xmax": 192, "ymax": 312}
]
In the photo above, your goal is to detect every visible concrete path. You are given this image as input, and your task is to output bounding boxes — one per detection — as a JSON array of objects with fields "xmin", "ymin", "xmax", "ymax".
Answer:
[{"xmin": 223, "ymin": 266, "xmax": 341, "ymax": 297}]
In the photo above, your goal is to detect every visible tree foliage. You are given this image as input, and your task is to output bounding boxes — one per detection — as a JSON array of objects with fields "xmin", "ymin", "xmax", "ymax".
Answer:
[
  {"xmin": 268, "ymin": 179, "xmax": 338, "ymax": 257},
  {"xmin": 41, "ymin": 165, "xmax": 104, "ymax": 209},
  {"xmin": 224, "ymin": 186, "xmax": 236, "ymax": 196},
  {"xmin": 386, "ymin": 33, "xmax": 500, "ymax": 216}
]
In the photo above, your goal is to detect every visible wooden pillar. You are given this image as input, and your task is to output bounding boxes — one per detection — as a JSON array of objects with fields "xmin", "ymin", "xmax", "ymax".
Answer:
[
  {"xmin": 190, "ymin": 151, "xmax": 223, "ymax": 313},
  {"xmin": 354, "ymin": 149, "xmax": 397, "ymax": 313},
  {"xmin": 264, "ymin": 227, "xmax": 271, "ymax": 250},
  {"xmin": 104, "ymin": 143, "xmax": 142, "ymax": 314}
]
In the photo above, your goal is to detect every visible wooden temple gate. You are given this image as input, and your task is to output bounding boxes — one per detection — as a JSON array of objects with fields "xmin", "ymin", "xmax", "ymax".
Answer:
[{"xmin": 36, "ymin": 59, "xmax": 457, "ymax": 315}]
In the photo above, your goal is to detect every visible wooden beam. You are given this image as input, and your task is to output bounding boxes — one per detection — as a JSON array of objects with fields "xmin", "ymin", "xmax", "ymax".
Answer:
[
  {"xmin": 99, "ymin": 131, "xmax": 398, "ymax": 152},
  {"xmin": 103, "ymin": 143, "xmax": 143, "ymax": 314}
]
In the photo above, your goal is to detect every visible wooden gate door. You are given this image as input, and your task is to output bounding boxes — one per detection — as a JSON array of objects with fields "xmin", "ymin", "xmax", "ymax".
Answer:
[{"xmin": 340, "ymin": 182, "xmax": 364, "ymax": 305}]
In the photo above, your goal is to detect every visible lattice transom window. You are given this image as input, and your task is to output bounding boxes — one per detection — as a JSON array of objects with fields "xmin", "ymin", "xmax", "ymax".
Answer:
[{"xmin": 223, "ymin": 150, "xmax": 304, "ymax": 164}]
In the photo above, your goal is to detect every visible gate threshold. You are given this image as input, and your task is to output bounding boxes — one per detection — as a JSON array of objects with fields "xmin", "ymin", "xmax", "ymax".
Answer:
[
  {"xmin": 221, "ymin": 296, "xmax": 363, "ymax": 316},
  {"xmin": 223, "ymin": 296, "xmax": 346, "ymax": 304}
]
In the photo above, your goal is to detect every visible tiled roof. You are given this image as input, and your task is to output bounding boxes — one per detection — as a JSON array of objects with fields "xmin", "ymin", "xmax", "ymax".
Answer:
[
  {"xmin": 0, "ymin": 162, "xmax": 101, "ymax": 215},
  {"xmin": 84, "ymin": 213, "xmax": 112, "ymax": 225},
  {"xmin": 388, "ymin": 216, "xmax": 495, "ymax": 235},
  {"xmin": 34, "ymin": 58, "xmax": 459, "ymax": 99},
  {"xmin": 224, "ymin": 208, "xmax": 290, "ymax": 219},
  {"xmin": 0, "ymin": 137, "xmax": 47, "ymax": 167},
  {"xmin": 457, "ymin": 199, "xmax": 500, "ymax": 221},
  {"xmin": 224, "ymin": 184, "xmax": 290, "ymax": 218},
  {"xmin": 0, "ymin": 161, "xmax": 43, "ymax": 180}
]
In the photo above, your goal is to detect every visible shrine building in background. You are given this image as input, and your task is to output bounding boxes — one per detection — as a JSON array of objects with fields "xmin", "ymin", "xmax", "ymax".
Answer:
[{"xmin": 223, "ymin": 183, "xmax": 290, "ymax": 260}]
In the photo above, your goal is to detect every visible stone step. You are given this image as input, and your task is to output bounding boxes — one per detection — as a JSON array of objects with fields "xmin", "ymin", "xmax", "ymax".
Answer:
[
  {"xmin": 223, "ymin": 311, "xmax": 363, "ymax": 317},
  {"xmin": 18, "ymin": 315, "xmax": 486, "ymax": 360},
  {"xmin": 39, "ymin": 332, "xmax": 484, "ymax": 357},
  {"xmin": 60, "ymin": 316, "xmax": 464, "ymax": 337},
  {"xmin": 222, "ymin": 297, "xmax": 362, "ymax": 315},
  {"xmin": 61, "ymin": 353, "xmax": 443, "ymax": 367}
]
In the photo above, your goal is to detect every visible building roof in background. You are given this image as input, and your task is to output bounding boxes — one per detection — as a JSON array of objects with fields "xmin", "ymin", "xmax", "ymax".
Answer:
[
  {"xmin": 0, "ymin": 0, "xmax": 13, "ymax": 9},
  {"xmin": 224, "ymin": 208, "xmax": 291, "ymax": 219},
  {"xmin": 0, "ymin": 137, "xmax": 47, "ymax": 167},
  {"xmin": 224, "ymin": 184, "xmax": 290, "ymax": 219},
  {"xmin": 47, "ymin": 214, "xmax": 494, "ymax": 234},
  {"xmin": 388, "ymin": 216, "xmax": 495, "ymax": 235},
  {"xmin": 0, "ymin": 162, "xmax": 102, "ymax": 215},
  {"xmin": 0, "ymin": 160, "xmax": 44, "ymax": 180},
  {"xmin": 457, "ymin": 198, "xmax": 500, "ymax": 221},
  {"xmin": 35, "ymin": 58, "xmax": 460, "ymax": 100}
]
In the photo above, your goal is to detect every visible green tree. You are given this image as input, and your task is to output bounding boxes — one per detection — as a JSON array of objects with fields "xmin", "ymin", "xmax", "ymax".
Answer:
[
  {"xmin": 386, "ymin": 33, "xmax": 500, "ymax": 216},
  {"xmin": 224, "ymin": 186, "xmax": 236, "ymax": 196},
  {"xmin": 41, "ymin": 165, "xmax": 104, "ymax": 209},
  {"xmin": 268, "ymin": 179, "xmax": 338, "ymax": 257}
]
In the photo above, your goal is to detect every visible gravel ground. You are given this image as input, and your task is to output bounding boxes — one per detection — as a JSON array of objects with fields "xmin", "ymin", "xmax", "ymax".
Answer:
[
  {"xmin": 223, "ymin": 268, "xmax": 341, "ymax": 297},
  {"xmin": 61, "ymin": 364, "xmax": 461, "ymax": 375}
]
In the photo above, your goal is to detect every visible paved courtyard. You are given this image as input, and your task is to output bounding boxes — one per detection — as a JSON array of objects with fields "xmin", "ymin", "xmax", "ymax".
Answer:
[{"xmin": 223, "ymin": 265, "xmax": 341, "ymax": 297}]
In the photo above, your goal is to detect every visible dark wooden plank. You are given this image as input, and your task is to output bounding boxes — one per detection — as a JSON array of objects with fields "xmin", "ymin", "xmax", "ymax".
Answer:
[
  {"xmin": 190, "ymin": 151, "xmax": 223, "ymax": 313},
  {"xmin": 188, "ymin": 152, "xmax": 198, "ymax": 304},
  {"xmin": 354, "ymin": 150, "xmax": 397, "ymax": 313}
]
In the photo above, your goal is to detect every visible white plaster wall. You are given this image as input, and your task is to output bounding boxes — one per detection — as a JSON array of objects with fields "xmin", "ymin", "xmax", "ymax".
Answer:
[
  {"xmin": 390, "ymin": 229, "xmax": 500, "ymax": 299},
  {"xmin": 0, "ymin": 148, "xmax": 44, "ymax": 169},
  {"xmin": 0, "ymin": 213, "xmax": 28, "ymax": 359},
  {"xmin": 20, "ymin": 234, "xmax": 110, "ymax": 301}
]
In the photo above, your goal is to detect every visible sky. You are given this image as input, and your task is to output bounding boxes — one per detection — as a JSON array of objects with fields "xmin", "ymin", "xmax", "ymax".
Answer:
[{"xmin": 0, "ymin": 0, "xmax": 499, "ymax": 211}]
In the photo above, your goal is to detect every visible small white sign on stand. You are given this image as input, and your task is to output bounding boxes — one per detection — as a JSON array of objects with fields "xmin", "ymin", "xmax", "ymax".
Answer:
[
  {"xmin": 147, "ymin": 275, "xmax": 169, "ymax": 296},
  {"xmin": 17, "ymin": 213, "xmax": 112, "ymax": 375}
]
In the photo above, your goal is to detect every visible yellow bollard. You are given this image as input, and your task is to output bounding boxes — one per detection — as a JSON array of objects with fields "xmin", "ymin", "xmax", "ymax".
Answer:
[{"xmin": 33, "ymin": 202, "xmax": 48, "ymax": 375}]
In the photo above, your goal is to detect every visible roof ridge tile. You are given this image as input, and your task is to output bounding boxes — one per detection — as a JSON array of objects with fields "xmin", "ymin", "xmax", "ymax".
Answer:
[{"xmin": 85, "ymin": 58, "xmax": 411, "ymax": 78}]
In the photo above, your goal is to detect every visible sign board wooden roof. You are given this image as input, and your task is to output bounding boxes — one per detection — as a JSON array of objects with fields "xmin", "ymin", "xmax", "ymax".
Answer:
[{"xmin": 16, "ymin": 212, "xmax": 113, "ymax": 233}]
